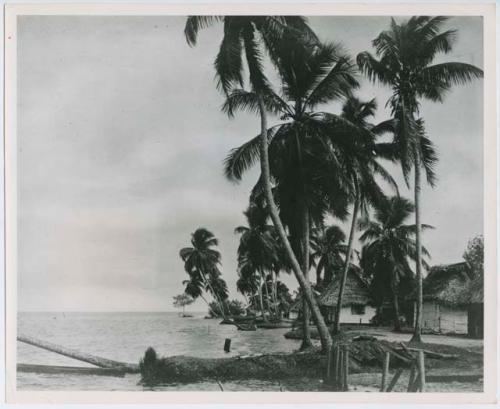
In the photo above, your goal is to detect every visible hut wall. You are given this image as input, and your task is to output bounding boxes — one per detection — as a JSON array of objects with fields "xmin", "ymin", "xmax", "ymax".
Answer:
[
  {"xmin": 338, "ymin": 305, "xmax": 376, "ymax": 324},
  {"xmin": 467, "ymin": 303, "xmax": 484, "ymax": 339},
  {"xmin": 422, "ymin": 301, "xmax": 468, "ymax": 334}
]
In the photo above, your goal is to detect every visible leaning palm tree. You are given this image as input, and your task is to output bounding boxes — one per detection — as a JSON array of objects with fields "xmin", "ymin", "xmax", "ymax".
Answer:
[
  {"xmin": 223, "ymin": 41, "xmax": 360, "ymax": 348},
  {"xmin": 331, "ymin": 96, "xmax": 399, "ymax": 334},
  {"xmin": 357, "ymin": 16, "xmax": 483, "ymax": 342},
  {"xmin": 179, "ymin": 228, "xmax": 228, "ymax": 318},
  {"xmin": 359, "ymin": 196, "xmax": 432, "ymax": 331},
  {"xmin": 185, "ymin": 16, "xmax": 334, "ymax": 351},
  {"xmin": 235, "ymin": 204, "xmax": 278, "ymax": 321}
]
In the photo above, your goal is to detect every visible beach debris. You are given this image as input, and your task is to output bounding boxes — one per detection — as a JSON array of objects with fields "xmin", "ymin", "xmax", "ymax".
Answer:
[{"xmin": 224, "ymin": 338, "xmax": 231, "ymax": 352}]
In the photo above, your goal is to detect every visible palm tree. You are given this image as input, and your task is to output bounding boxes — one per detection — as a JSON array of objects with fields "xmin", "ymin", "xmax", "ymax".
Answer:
[
  {"xmin": 223, "ymin": 41, "xmax": 360, "ymax": 348},
  {"xmin": 235, "ymin": 204, "xmax": 279, "ymax": 321},
  {"xmin": 359, "ymin": 196, "xmax": 432, "ymax": 331},
  {"xmin": 357, "ymin": 16, "xmax": 483, "ymax": 342},
  {"xmin": 310, "ymin": 225, "xmax": 347, "ymax": 289},
  {"xmin": 330, "ymin": 96, "xmax": 399, "ymax": 334},
  {"xmin": 185, "ymin": 16, "xmax": 334, "ymax": 351},
  {"xmin": 179, "ymin": 228, "xmax": 228, "ymax": 319}
]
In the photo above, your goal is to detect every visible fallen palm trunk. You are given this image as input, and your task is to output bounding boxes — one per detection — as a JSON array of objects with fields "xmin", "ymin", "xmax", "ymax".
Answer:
[
  {"xmin": 17, "ymin": 363, "xmax": 126, "ymax": 377},
  {"xmin": 139, "ymin": 347, "xmax": 344, "ymax": 385},
  {"xmin": 17, "ymin": 334, "xmax": 139, "ymax": 373}
]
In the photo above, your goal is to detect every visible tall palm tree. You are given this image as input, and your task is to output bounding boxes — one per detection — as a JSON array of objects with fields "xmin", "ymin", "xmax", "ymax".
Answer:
[
  {"xmin": 330, "ymin": 96, "xmax": 399, "ymax": 334},
  {"xmin": 310, "ymin": 225, "xmax": 347, "ymax": 289},
  {"xmin": 223, "ymin": 41, "xmax": 360, "ymax": 348},
  {"xmin": 180, "ymin": 228, "xmax": 228, "ymax": 318},
  {"xmin": 185, "ymin": 16, "xmax": 334, "ymax": 351},
  {"xmin": 359, "ymin": 196, "xmax": 432, "ymax": 331},
  {"xmin": 357, "ymin": 16, "xmax": 483, "ymax": 342}
]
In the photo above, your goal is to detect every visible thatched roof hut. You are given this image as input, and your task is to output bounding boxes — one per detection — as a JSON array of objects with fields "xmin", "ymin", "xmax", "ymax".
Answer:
[
  {"xmin": 318, "ymin": 265, "xmax": 371, "ymax": 307},
  {"xmin": 419, "ymin": 262, "xmax": 473, "ymax": 306}
]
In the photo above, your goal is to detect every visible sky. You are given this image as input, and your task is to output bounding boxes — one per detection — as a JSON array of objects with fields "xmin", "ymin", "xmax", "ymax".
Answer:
[{"xmin": 17, "ymin": 16, "xmax": 483, "ymax": 312}]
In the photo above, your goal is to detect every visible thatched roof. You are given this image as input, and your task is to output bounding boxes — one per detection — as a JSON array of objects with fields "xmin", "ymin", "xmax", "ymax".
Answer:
[
  {"xmin": 460, "ymin": 275, "xmax": 483, "ymax": 304},
  {"xmin": 419, "ymin": 262, "xmax": 473, "ymax": 306},
  {"xmin": 318, "ymin": 265, "xmax": 371, "ymax": 307}
]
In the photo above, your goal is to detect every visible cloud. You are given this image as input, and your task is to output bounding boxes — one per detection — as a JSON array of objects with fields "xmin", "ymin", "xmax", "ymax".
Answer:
[{"xmin": 17, "ymin": 16, "xmax": 483, "ymax": 311}]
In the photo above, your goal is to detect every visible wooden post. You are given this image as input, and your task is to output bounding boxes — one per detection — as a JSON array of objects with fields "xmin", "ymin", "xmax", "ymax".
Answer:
[
  {"xmin": 342, "ymin": 346, "xmax": 349, "ymax": 391},
  {"xmin": 224, "ymin": 338, "xmax": 231, "ymax": 353},
  {"xmin": 334, "ymin": 345, "xmax": 341, "ymax": 390},
  {"xmin": 407, "ymin": 363, "xmax": 416, "ymax": 392},
  {"xmin": 417, "ymin": 349, "xmax": 426, "ymax": 392},
  {"xmin": 326, "ymin": 344, "xmax": 332, "ymax": 382},
  {"xmin": 386, "ymin": 368, "xmax": 404, "ymax": 392},
  {"xmin": 380, "ymin": 351, "xmax": 390, "ymax": 391}
]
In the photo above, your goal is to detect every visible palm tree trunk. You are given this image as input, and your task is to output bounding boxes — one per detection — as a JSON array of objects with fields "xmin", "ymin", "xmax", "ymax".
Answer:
[
  {"xmin": 258, "ymin": 274, "xmax": 268, "ymax": 322},
  {"xmin": 300, "ymin": 206, "xmax": 312, "ymax": 350},
  {"xmin": 392, "ymin": 281, "xmax": 402, "ymax": 332},
  {"xmin": 411, "ymin": 147, "xmax": 423, "ymax": 344},
  {"xmin": 271, "ymin": 269, "xmax": 279, "ymax": 318},
  {"xmin": 200, "ymin": 294, "xmax": 218, "ymax": 317},
  {"xmin": 257, "ymin": 95, "xmax": 332, "ymax": 352},
  {"xmin": 202, "ymin": 275, "xmax": 227, "ymax": 320},
  {"xmin": 333, "ymin": 190, "xmax": 360, "ymax": 334},
  {"xmin": 262, "ymin": 272, "xmax": 272, "ymax": 318}
]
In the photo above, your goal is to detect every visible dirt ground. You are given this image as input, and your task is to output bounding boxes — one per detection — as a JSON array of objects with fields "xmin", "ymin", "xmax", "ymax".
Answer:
[{"xmin": 354, "ymin": 326, "xmax": 483, "ymax": 350}]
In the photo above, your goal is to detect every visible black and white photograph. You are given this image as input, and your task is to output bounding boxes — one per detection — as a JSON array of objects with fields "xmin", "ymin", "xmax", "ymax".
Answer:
[{"xmin": 4, "ymin": 3, "xmax": 497, "ymax": 404}]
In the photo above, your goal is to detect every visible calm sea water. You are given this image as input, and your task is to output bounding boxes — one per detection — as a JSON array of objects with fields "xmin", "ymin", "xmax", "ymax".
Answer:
[{"xmin": 17, "ymin": 312, "xmax": 313, "ymax": 391}]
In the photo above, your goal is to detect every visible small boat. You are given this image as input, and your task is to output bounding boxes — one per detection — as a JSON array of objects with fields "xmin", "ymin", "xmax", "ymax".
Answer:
[
  {"xmin": 236, "ymin": 323, "xmax": 257, "ymax": 331},
  {"xmin": 232, "ymin": 315, "xmax": 256, "ymax": 323}
]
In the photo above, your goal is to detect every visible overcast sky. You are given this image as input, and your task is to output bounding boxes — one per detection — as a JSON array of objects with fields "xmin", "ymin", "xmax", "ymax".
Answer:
[{"xmin": 17, "ymin": 16, "xmax": 483, "ymax": 312}]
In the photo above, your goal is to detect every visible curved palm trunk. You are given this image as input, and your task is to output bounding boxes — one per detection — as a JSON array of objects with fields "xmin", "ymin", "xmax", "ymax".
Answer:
[
  {"xmin": 202, "ymin": 275, "xmax": 227, "ymax": 320},
  {"xmin": 410, "ymin": 147, "xmax": 423, "ymax": 343},
  {"xmin": 333, "ymin": 191, "xmax": 359, "ymax": 334},
  {"xmin": 200, "ymin": 294, "xmax": 219, "ymax": 317},
  {"xmin": 300, "ymin": 206, "xmax": 312, "ymax": 350},
  {"xmin": 257, "ymin": 96, "xmax": 332, "ymax": 352}
]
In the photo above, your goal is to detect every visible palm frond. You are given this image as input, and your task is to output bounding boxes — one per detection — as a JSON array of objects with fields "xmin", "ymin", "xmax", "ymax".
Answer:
[
  {"xmin": 305, "ymin": 55, "xmax": 359, "ymax": 108},
  {"xmin": 357, "ymin": 51, "xmax": 396, "ymax": 86},
  {"xmin": 242, "ymin": 25, "xmax": 271, "ymax": 94},
  {"xmin": 221, "ymin": 89, "xmax": 289, "ymax": 118},
  {"xmin": 214, "ymin": 20, "xmax": 245, "ymax": 95},
  {"xmin": 184, "ymin": 16, "xmax": 223, "ymax": 46},
  {"xmin": 223, "ymin": 125, "xmax": 281, "ymax": 182},
  {"xmin": 417, "ymin": 62, "xmax": 483, "ymax": 100}
]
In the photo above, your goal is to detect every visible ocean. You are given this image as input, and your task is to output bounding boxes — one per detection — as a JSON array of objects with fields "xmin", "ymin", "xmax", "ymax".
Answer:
[{"xmin": 17, "ymin": 311, "xmax": 312, "ymax": 391}]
